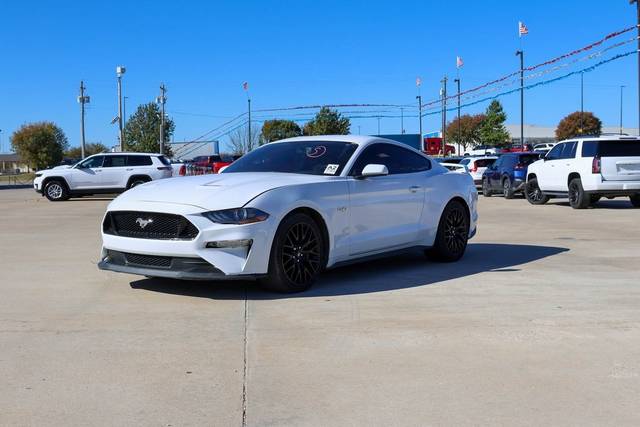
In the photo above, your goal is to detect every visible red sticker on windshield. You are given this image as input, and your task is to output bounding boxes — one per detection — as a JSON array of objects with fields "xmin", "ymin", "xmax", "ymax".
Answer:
[{"xmin": 306, "ymin": 146, "xmax": 327, "ymax": 158}]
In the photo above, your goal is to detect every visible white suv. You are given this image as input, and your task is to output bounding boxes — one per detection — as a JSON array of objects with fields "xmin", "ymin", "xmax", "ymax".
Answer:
[
  {"xmin": 525, "ymin": 135, "xmax": 640, "ymax": 209},
  {"xmin": 34, "ymin": 152, "xmax": 173, "ymax": 201}
]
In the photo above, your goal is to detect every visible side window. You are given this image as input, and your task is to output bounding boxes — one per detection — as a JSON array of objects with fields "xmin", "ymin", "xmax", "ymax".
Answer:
[
  {"xmin": 492, "ymin": 157, "xmax": 503, "ymax": 169},
  {"xmin": 127, "ymin": 156, "xmax": 153, "ymax": 166},
  {"xmin": 560, "ymin": 142, "xmax": 577, "ymax": 159},
  {"xmin": 103, "ymin": 155, "xmax": 127, "ymax": 167},
  {"xmin": 78, "ymin": 155, "xmax": 104, "ymax": 169},
  {"xmin": 350, "ymin": 143, "xmax": 430, "ymax": 176},
  {"xmin": 546, "ymin": 143, "xmax": 564, "ymax": 160},
  {"xmin": 581, "ymin": 141, "xmax": 598, "ymax": 157}
]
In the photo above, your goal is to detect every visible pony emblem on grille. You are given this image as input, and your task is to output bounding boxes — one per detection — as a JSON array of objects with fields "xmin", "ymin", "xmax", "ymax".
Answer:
[{"xmin": 135, "ymin": 218, "xmax": 154, "ymax": 229}]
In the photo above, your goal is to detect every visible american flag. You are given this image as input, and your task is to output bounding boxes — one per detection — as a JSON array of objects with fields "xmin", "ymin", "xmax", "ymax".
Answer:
[
  {"xmin": 242, "ymin": 81, "xmax": 249, "ymax": 91},
  {"xmin": 456, "ymin": 56, "xmax": 464, "ymax": 69},
  {"xmin": 519, "ymin": 21, "xmax": 529, "ymax": 37},
  {"xmin": 416, "ymin": 77, "xmax": 422, "ymax": 87}
]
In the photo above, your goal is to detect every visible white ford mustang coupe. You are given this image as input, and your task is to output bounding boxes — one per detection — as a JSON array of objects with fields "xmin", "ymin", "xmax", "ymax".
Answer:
[{"xmin": 99, "ymin": 135, "xmax": 478, "ymax": 292}]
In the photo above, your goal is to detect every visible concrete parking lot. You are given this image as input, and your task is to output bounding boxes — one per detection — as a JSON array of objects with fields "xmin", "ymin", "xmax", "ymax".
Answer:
[{"xmin": 1, "ymin": 188, "xmax": 639, "ymax": 426}]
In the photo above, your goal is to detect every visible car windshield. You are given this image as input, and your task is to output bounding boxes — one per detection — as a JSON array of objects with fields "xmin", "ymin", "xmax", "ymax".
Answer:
[{"xmin": 223, "ymin": 140, "xmax": 357, "ymax": 175}]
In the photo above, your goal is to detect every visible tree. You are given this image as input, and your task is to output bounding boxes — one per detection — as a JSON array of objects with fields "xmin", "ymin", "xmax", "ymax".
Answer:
[
  {"xmin": 10, "ymin": 122, "xmax": 68, "ymax": 169},
  {"xmin": 479, "ymin": 100, "xmax": 510, "ymax": 147},
  {"xmin": 446, "ymin": 114, "xmax": 485, "ymax": 152},
  {"xmin": 261, "ymin": 119, "xmax": 302, "ymax": 143},
  {"xmin": 64, "ymin": 142, "xmax": 108, "ymax": 158},
  {"xmin": 303, "ymin": 107, "xmax": 350, "ymax": 136},
  {"xmin": 123, "ymin": 102, "xmax": 174, "ymax": 156},
  {"xmin": 228, "ymin": 125, "xmax": 261, "ymax": 155},
  {"xmin": 555, "ymin": 111, "xmax": 602, "ymax": 141}
]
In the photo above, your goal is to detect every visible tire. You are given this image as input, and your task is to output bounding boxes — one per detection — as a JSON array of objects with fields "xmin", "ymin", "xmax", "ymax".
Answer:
[
  {"xmin": 482, "ymin": 178, "xmax": 493, "ymax": 197},
  {"xmin": 502, "ymin": 178, "xmax": 515, "ymax": 199},
  {"xmin": 261, "ymin": 213, "xmax": 325, "ymax": 293},
  {"xmin": 525, "ymin": 178, "xmax": 550, "ymax": 205},
  {"xmin": 425, "ymin": 200, "xmax": 470, "ymax": 262},
  {"xmin": 44, "ymin": 180, "xmax": 70, "ymax": 201},
  {"xmin": 568, "ymin": 178, "xmax": 590, "ymax": 209},
  {"xmin": 630, "ymin": 194, "xmax": 640, "ymax": 208},
  {"xmin": 127, "ymin": 177, "xmax": 148, "ymax": 189}
]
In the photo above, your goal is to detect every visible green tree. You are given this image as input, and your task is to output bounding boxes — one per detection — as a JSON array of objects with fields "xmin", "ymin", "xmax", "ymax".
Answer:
[
  {"xmin": 10, "ymin": 122, "xmax": 68, "ymax": 169},
  {"xmin": 479, "ymin": 100, "xmax": 510, "ymax": 147},
  {"xmin": 124, "ymin": 102, "xmax": 175, "ymax": 155},
  {"xmin": 261, "ymin": 119, "xmax": 302, "ymax": 143},
  {"xmin": 446, "ymin": 114, "xmax": 486, "ymax": 153},
  {"xmin": 303, "ymin": 107, "xmax": 350, "ymax": 136},
  {"xmin": 64, "ymin": 142, "xmax": 108, "ymax": 158},
  {"xmin": 555, "ymin": 111, "xmax": 602, "ymax": 141}
]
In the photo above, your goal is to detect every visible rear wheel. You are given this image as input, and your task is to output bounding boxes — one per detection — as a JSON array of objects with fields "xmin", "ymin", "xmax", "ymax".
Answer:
[
  {"xmin": 261, "ymin": 213, "xmax": 325, "ymax": 293},
  {"xmin": 568, "ymin": 178, "xmax": 590, "ymax": 209},
  {"xmin": 425, "ymin": 200, "xmax": 469, "ymax": 262},
  {"xmin": 525, "ymin": 178, "xmax": 549, "ymax": 205},
  {"xmin": 630, "ymin": 194, "xmax": 640, "ymax": 208},
  {"xmin": 44, "ymin": 180, "xmax": 70, "ymax": 201},
  {"xmin": 502, "ymin": 178, "xmax": 514, "ymax": 199},
  {"xmin": 127, "ymin": 177, "xmax": 150, "ymax": 189},
  {"xmin": 482, "ymin": 178, "xmax": 492, "ymax": 197}
]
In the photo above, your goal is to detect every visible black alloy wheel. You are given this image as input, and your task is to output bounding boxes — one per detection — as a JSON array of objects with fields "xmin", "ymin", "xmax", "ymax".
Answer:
[
  {"xmin": 426, "ymin": 200, "xmax": 469, "ymax": 262},
  {"xmin": 525, "ymin": 178, "xmax": 549, "ymax": 205},
  {"xmin": 503, "ymin": 179, "xmax": 514, "ymax": 199},
  {"xmin": 568, "ymin": 178, "xmax": 590, "ymax": 209}
]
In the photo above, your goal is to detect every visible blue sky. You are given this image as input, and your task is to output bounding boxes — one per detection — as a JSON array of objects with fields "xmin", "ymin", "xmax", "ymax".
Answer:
[{"xmin": 0, "ymin": 0, "xmax": 638, "ymax": 152}]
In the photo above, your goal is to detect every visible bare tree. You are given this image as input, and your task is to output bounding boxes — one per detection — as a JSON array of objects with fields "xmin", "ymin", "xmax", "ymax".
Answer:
[{"xmin": 227, "ymin": 125, "xmax": 260, "ymax": 155}]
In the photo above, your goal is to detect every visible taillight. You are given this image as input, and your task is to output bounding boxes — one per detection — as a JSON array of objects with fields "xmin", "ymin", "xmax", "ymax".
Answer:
[
  {"xmin": 179, "ymin": 165, "xmax": 186, "ymax": 176},
  {"xmin": 470, "ymin": 164, "xmax": 478, "ymax": 172},
  {"xmin": 592, "ymin": 157, "xmax": 601, "ymax": 174}
]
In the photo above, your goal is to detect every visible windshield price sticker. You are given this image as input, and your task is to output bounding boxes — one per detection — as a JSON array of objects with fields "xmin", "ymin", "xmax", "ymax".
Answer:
[{"xmin": 324, "ymin": 164, "xmax": 339, "ymax": 175}]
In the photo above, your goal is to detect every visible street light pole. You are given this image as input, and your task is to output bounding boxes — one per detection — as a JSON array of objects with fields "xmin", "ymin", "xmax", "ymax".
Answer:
[
  {"xmin": 116, "ymin": 66, "xmax": 126, "ymax": 151},
  {"xmin": 620, "ymin": 85, "xmax": 626, "ymax": 134},
  {"xmin": 400, "ymin": 107, "xmax": 404, "ymax": 134},
  {"xmin": 516, "ymin": 50, "xmax": 524, "ymax": 147},
  {"xmin": 377, "ymin": 117, "xmax": 381, "ymax": 134},
  {"xmin": 441, "ymin": 76, "xmax": 448, "ymax": 152},
  {"xmin": 78, "ymin": 81, "xmax": 90, "ymax": 159},
  {"xmin": 633, "ymin": 0, "xmax": 640, "ymax": 133},
  {"xmin": 416, "ymin": 95, "xmax": 423, "ymax": 140},
  {"xmin": 247, "ymin": 97, "xmax": 252, "ymax": 148},
  {"xmin": 454, "ymin": 78, "xmax": 461, "ymax": 155},
  {"xmin": 157, "ymin": 84, "xmax": 167, "ymax": 154}
]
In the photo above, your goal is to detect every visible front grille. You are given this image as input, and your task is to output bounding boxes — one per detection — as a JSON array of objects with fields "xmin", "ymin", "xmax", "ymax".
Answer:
[
  {"xmin": 124, "ymin": 252, "xmax": 171, "ymax": 268},
  {"xmin": 103, "ymin": 211, "xmax": 199, "ymax": 240}
]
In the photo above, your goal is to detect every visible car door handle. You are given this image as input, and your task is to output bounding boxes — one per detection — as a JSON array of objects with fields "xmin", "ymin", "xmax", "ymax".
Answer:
[
  {"xmin": 94, "ymin": 169, "xmax": 102, "ymax": 172},
  {"xmin": 409, "ymin": 186, "xmax": 421, "ymax": 193},
  {"xmin": 126, "ymin": 168, "xmax": 134, "ymax": 171}
]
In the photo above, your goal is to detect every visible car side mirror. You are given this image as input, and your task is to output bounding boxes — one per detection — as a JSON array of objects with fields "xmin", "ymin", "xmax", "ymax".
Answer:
[{"xmin": 358, "ymin": 164, "xmax": 389, "ymax": 179}]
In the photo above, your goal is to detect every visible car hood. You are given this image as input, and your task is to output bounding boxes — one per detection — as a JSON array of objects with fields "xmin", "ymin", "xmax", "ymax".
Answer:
[{"xmin": 110, "ymin": 172, "xmax": 337, "ymax": 211}]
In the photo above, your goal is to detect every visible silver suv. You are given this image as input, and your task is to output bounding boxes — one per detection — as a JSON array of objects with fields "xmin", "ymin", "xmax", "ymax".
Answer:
[{"xmin": 34, "ymin": 152, "xmax": 173, "ymax": 201}]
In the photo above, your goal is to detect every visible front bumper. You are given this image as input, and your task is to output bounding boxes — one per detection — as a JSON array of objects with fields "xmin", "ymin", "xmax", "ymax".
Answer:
[{"xmin": 100, "ymin": 202, "xmax": 274, "ymax": 278}]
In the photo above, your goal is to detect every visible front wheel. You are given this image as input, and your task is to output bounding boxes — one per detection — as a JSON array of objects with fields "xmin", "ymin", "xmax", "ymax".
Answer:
[
  {"xmin": 630, "ymin": 194, "xmax": 640, "ymax": 208},
  {"xmin": 425, "ymin": 200, "xmax": 470, "ymax": 262},
  {"xmin": 525, "ymin": 178, "xmax": 550, "ymax": 205},
  {"xmin": 568, "ymin": 178, "xmax": 590, "ymax": 209},
  {"xmin": 502, "ymin": 178, "xmax": 514, "ymax": 199},
  {"xmin": 44, "ymin": 180, "xmax": 70, "ymax": 201},
  {"xmin": 261, "ymin": 213, "xmax": 325, "ymax": 293}
]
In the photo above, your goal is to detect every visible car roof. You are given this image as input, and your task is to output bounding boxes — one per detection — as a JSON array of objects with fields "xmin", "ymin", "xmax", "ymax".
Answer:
[
  {"xmin": 563, "ymin": 134, "xmax": 640, "ymax": 142},
  {"xmin": 275, "ymin": 135, "xmax": 395, "ymax": 146},
  {"xmin": 94, "ymin": 152, "xmax": 162, "ymax": 156}
]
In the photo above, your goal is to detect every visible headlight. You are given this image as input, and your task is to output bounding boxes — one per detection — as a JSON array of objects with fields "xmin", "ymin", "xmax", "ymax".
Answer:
[{"xmin": 202, "ymin": 208, "xmax": 269, "ymax": 225}]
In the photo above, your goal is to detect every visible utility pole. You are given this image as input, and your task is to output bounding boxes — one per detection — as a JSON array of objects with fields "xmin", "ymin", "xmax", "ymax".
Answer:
[
  {"xmin": 454, "ymin": 78, "xmax": 461, "ymax": 155},
  {"xmin": 357, "ymin": 125, "xmax": 361, "ymax": 135},
  {"xmin": 123, "ymin": 96, "xmax": 128, "ymax": 130},
  {"xmin": 633, "ymin": 0, "xmax": 640, "ymax": 133},
  {"xmin": 0, "ymin": 129, "xmax": 3, "ymax": 154},
  {"xmin": 516, "ymin": 50, "xmax": 524, "ymax": 148},
  {"xmin": 156, "ymin": 84, "xmax": 167, "ymax": 154},
  {"xmin": 416, "ymin": 95, "xmax": 423, "ymax": 140},
  {"xmin": 441, "ymin": 76, "xmax": 448, "ymax": 152},
  {"xmin": 400, "ymin": 107, "xmax": 404, "ymax": 134},
  {"xmin": 247, "ymin": 97, "xmax": 252, "ymax": 149},
  {"xmin": 580, "ymin": 72, "xmax": 585, "ymax": 134},
  {"xmin": 620, "ymin": 85, "xmax": 625, "ymax": 134},
  {"xmin": 116, "ymin": 66, "xmax": 126, "ymax": 151},
  {"xmin": 377, "ymin": 117, "xmax": 381, "ymax": 134},
  {"xmin": 77, "ymin": 81, "xmax": 90, "ymax": 159}
]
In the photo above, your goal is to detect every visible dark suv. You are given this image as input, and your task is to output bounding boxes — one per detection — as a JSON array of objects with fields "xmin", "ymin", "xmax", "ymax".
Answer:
[{"xmin": 481, "ymin": 152, "xmax": 541, "ymax": 198}]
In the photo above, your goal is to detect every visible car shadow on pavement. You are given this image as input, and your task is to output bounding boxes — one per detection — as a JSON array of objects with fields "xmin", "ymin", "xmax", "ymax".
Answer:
[
  {"xmin": 129, "ymin": 243, "xmax": 568, "ymax": 299},
  {"xmin": 553, "ymin": 200, "xmax": 636, "ymax": 209}
]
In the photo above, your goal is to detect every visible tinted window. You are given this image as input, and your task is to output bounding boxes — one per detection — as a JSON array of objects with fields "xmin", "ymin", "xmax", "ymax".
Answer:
[
  {"xmin": 582, "ymin": 141, "xmax": 598, "ymax": 157},
  {"xmin": 518, "ymin": 154, "xmax": 540, "ymax": 166},
  {"xmin": 350, "ymin": 143, "xmax": 431, "ymax": 176},
  {"xmin": 546, "ymin": 144, "xmax": 564, "ymax": 160},
  {"xmin": 158, "ymin": 156, "xmax": 171, "ymax": 166},
  {"xmin": 560, "ymin": 142, "xmax": 577, "ymax": 159},
  {"xmin": 78, "ymin": 155, "xmax": 104, "ymax": 168},
  {"xmin": 103, "ymin": 155, "xmax": 127, "ymax": 167},
  {"xmin": 597, "ymin": 140, "xmax": 640, "ymax": 157},
  {"xmin": 224, "ymin": 141, "xmax": 357, "ymax": 175},
  {"xmin": 127, "ymin": 156, "xmax": 153, "ymax": 166},
  {"xmin": 475, "ymin": 158, "xmax": 496, "ymax": 168}
]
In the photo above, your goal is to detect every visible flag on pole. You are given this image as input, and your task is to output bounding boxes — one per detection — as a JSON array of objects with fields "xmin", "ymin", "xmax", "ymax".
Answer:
[
  {"xmin": 518, "ymin": 21, "xmax": 529, "ymax": 37},
  {"xmin": 456, "ymin": 56, "xmax": 464, "ymax": 69},
  {"xmin": 242, "ymin": 81, "xmax": 249, "ymax": 91},
  {"xmin": 416, "ymin": 77, "xmax": 422, "ymax": 87}
]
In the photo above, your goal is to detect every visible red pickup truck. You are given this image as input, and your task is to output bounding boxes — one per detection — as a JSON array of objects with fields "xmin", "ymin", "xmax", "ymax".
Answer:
[{"xmin": 191, "ymin": 155, "xmax": 234, "ymax": 174}]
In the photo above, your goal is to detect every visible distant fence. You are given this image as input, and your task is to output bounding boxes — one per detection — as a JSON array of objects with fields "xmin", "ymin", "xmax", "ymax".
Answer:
[{"xmin": 0, "ymin": 173, "xmax": 34, "ymax": 189}]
